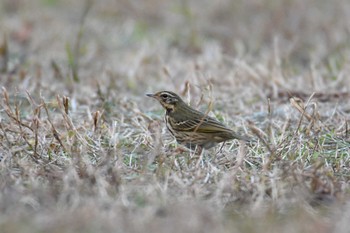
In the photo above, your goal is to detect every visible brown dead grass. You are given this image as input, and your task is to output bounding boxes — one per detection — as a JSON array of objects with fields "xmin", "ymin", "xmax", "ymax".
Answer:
[{"xmin": 0, "ymin": 0, "xmax": 350, "ymax": 232}]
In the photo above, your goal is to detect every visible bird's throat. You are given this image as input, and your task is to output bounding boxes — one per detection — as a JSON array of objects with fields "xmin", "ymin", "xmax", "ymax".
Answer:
[
  {"xmin": 166, "ymin": 106, "xmax": 174, "ymax": 114},
  {"xmin": 162, "ymin": 103, "xmax": 175, "ymax": 114}
]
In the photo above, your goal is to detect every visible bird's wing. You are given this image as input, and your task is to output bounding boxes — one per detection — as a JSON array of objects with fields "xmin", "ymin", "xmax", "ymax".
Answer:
[
  {"xmin": 171, "ymin": 115, "xmax": 232, "ymax": 133},
  {"xmin": 169, "ymin": 112, "xmax": 251, "ymax": 141}
]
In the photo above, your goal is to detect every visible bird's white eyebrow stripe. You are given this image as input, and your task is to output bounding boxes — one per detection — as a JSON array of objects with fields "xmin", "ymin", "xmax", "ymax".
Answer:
[{"xmin": 161, "ymin": 92, "xmax": 176, "ymax": 97}]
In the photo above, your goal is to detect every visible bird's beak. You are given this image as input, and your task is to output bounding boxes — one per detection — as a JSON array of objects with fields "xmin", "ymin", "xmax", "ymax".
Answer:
[{"xmin": 146, "ymin": 93, "xmax": 155, "ymax": 98}]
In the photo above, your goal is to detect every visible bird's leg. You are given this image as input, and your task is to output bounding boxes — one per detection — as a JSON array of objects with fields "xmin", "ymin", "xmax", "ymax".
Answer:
[
  {"xmin": 195, "ymin": 146, "xmax": 204, "ymax": 168},
  {"xmin": 213, "ymin": 142, "xmax": 227, "ymax": 164},
  {"xmin": 216, "ymin": 141, "xmax": 226, "ymax": 155},
  {"xmin": 188, "ymin": 145, "xmax": 202, "ymax": 158},
  {"xmin": 189, "ymin": 145, "xmax": 203, "ymax": 166},
  {"xmin": 195, "ymin": 145, "xmax": 203, "ymax": 156}
]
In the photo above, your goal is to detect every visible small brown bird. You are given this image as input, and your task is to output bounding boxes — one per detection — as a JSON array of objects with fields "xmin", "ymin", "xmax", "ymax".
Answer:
[{"xmin": 147, "ymin": 91, "xmax": 249, "ymax": 150}]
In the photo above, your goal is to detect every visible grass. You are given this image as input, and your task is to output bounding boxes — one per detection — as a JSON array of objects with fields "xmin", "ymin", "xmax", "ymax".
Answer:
[{"xmin": 0, "ymin": 0, "xmax": 350, "ymax": 232}]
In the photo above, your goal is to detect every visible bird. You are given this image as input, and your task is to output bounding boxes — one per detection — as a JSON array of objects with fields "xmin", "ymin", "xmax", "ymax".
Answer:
[{"xmin": 146, "ymin": 91, "xmax": 250, "ymax": 151}]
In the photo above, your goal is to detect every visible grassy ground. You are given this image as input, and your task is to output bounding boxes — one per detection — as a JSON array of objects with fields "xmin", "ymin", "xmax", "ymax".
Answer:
[{"xmin": 1, "ymin": 0, "xmax": 350, "ymax": 232}]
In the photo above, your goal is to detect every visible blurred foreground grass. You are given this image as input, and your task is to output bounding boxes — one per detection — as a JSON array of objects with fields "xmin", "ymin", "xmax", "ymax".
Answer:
[{"xmin": 0, "ymin": 0, "xmax": 350, "ymax": 232}]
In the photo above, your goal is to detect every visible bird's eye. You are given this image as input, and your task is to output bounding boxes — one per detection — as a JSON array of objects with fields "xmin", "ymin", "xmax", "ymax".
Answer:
[{"xmin": 160, "ymin": 94, "xmax": 169, "ymax": 99}]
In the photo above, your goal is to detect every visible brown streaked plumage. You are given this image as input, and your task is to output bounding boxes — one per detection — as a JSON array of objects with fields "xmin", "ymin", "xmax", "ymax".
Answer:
[{"xmin": 146, "ymin": 91, "xmax": 249, "ymax": 150}]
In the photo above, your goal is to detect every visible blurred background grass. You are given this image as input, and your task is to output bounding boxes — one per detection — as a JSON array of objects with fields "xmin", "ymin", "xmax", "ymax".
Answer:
[{"xmin": 0, "ymin": 0, "xmax": 350, "ymax": 232}]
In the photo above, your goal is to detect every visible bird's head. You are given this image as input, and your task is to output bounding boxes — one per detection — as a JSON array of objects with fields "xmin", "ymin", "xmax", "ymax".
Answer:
[{"xmin": 146, "ymin": 91, "xmax": 183, "ymax": 113}]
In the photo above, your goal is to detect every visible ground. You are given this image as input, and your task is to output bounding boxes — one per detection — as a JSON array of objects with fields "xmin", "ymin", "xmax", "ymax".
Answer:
[{"xmin": 0, "ymin": 0, "xmax": 350, "ymax": 232}]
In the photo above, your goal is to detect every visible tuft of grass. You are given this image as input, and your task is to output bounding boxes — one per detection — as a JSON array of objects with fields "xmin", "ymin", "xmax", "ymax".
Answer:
[
  {"xmin": 1, "ymin": 0, "xmax": 350, "ymax": 232},
  {"xmin": 65, "ymin": 0, "xmax": 94, "ymax": 83}
]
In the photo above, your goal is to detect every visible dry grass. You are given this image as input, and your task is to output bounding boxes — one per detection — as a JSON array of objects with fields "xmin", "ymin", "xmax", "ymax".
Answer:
[{"xmin": 1, "ymin": 0, "xmax": 350, "ymax": 232}]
